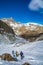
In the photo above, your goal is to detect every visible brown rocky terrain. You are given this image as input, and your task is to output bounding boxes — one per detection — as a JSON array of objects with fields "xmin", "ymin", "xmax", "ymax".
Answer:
[
  {"xmin": 0, "ymin": 18, "xmax": 43, "ymax": 42},
  {"xmin": 0, "ymin": 53, "xmax": 18, "ymax": 61}
]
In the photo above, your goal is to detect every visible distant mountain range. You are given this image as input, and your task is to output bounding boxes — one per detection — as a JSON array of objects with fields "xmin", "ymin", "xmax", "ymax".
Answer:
[{"xmin": 0, "ymin": 18, "xmax": 43, "ymax": 42}]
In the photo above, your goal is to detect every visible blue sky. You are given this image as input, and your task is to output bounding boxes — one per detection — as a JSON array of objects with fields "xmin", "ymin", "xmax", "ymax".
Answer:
[{"xmin": 0, "ymin": 0, "xmax": 43, "ymax": 24}]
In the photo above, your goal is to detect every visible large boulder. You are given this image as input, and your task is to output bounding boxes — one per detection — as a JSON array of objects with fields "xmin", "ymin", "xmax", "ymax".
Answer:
[{"xmin": 0, "ymin": 53, "xmax": 18, "ymax": 61}]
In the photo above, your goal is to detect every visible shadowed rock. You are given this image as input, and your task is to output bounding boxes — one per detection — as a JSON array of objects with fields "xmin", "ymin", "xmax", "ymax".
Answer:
[{"xmin": 0, "ymin": 20, "xmax": 14, "ymax": 34}]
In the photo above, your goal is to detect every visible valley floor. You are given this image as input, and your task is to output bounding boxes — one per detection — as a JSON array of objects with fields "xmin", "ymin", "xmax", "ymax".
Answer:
[{"xmin": 0, "ymin": 40, "xmax": 43, "ymax": 65}]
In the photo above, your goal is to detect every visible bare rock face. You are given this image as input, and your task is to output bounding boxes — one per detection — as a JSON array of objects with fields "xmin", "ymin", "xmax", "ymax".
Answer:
[
  {"xmin": 0, "ymin": 53, "xmax": 18, "ymax": 61},
  {"xmin": 20, "ymin": 32, "xmax": 43, "ymax": 42},
  {"xmin": 0, "ymin": 20, "xmax": 14, "ymax": 34},
  {"xmin": 23, "ymin": 62, "xmax": 31, "ymax": 65}
]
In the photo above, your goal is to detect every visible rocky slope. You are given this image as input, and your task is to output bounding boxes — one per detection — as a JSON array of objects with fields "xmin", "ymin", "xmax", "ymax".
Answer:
[
  {"xmin": 0, "ymin": 18, "xmax": 43, "ymax": 42},
  {"xmin": 0, "ymin": 19, "xmax": 16, "ymax": 44},
  {"xmin": 0, "ymin": 19, "xmax": 15, "ymax": 34}
]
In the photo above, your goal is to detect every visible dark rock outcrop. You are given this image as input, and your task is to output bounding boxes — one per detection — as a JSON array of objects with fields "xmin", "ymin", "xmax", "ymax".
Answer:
[{"xmin": 0, "ymin": 20, "xmax": 14, "ymax": 34}]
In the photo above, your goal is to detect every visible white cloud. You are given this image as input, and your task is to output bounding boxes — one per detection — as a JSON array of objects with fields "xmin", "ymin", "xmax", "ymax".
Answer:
[{"xmin": 28, "ymin": 0, "xmax": 43, "ymax": 11}]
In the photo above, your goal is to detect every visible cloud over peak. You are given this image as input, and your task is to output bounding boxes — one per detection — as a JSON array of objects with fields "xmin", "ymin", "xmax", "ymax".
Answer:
[{"xmin": 28, "ymin": 0, "xmax": 43, "ymax": 12}]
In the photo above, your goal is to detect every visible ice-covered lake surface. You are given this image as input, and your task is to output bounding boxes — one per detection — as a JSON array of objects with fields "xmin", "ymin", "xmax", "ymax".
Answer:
[{"xmin": 0, "ymin": 34, "xmax": 43, "ymax": 65}]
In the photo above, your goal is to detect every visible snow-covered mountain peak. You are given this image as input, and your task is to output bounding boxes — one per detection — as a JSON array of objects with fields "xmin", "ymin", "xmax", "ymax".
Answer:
[{"xmin": 24, "ymin": 22, "xmax": 43, "ymax": 26}]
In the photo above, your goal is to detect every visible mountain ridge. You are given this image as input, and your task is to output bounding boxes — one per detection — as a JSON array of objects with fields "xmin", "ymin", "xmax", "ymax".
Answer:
[{"xmin": 0, "ymin": 18, "xmax": 43, "ymax": 42}]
